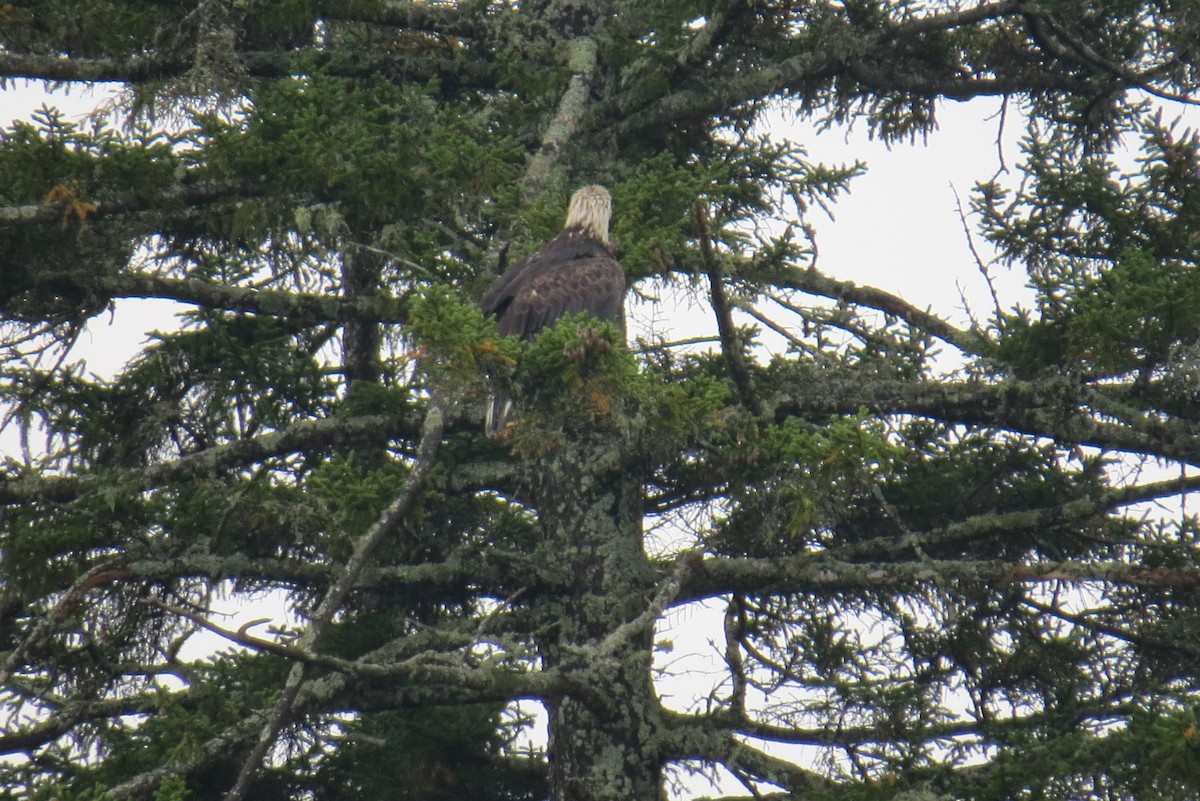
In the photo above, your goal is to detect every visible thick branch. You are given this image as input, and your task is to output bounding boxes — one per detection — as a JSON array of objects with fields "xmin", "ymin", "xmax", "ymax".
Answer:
[
  {"xmin": 0, "ymin": 413, "xmax": 412, "ymax": 506},
  {"xmin": 662, "ymin": 719, "xmax": 835, "ymax": 795},
  {"xmin": 778, "ymin": 265, "xmax": 988, "ymax": 356},
  {"xmin": 679, "ymin": 551, "xmax": 1200, "ymax": 606},
  {"xmin": 772, "ymin": 373, "xmax": 1200, "ymax": 467},
  {"xmin": 522, "ymin": 36, "xmax": 599, "ymax": 199},
  {"xmin": 613, "ymin": 13, "xmax": 1100, "ymax": 140},
  {"xmin": 120, "ymin": 551, "xmax": 492, "ymax": 599},
  {"xmin": 105, "ymin": 273, "xmax": 404, "ymax": 323},
  {"xmin": 900, "ymin": 0, "xmax": 1024, "ymax": 34},
  {"xmin": 611, "ymin": 0, "xmax": 1190, "ymax": 148},
  {"xmin": 0, "ymin": 182, "xmax": 264, "ymax": 225},
  {"xmin": 0, "ymin": 48, "xmax": 497, "ymax": 89}
]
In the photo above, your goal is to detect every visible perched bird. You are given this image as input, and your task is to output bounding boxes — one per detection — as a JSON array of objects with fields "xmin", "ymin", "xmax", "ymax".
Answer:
[{"xmin": 479, "ymin": 185, "xmax": 626, "ymax": 434}]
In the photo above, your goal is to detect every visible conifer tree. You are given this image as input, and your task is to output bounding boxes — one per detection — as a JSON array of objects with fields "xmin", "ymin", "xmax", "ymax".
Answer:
[{"xmin": 2, "ymin": 2, "xmax": 1200, "ymax": 800}]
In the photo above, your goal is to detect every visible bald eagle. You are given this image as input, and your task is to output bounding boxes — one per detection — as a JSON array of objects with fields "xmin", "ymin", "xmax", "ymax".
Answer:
[{"xmin": 480, "ymin": 185, "xmax": 626, "ymax": 434}]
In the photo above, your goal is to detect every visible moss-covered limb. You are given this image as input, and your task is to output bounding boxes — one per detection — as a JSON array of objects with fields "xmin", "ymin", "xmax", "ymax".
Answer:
[
  {"xmin": 0, "ymin": 412, "xmax": 411, "ymax": 506},
  {"xmin": 117, "ymin": 551, "xmax": 504, "ymax": 602},
  {"xmin": 0, "ymin": 50, "xmax": 185, "ymax": 84},
  {"xmin": 662, "ymin": 697, "xmax": 1143, "ymax": 763},
  {"xmin": 0, "ymin": 678, "xmax": 211, "ymax": 757},
  {"xmin": 0, "ymin": 47, "xmax": 499, "ymax": 89},
  {"xmin": 662, "ymin": 719, "xmax": 836, "ymax": 796},
  {"xmin": 347, "ymin": 659, "xmax": 577, "ymax": 710},
  {"xmin": 522, "ymin": 36, "xmax": 599, "ymax": 199},
  {"xmin": 1084, "ymin": 385, "xmax": 1200, "ymax": 451},
  {"xmin": 723, "ymin": 744, "xmax": 836, "ymax": 798},
  {"xmin": 0, "ymin": 201, "xmax": 77, "ymax": 224},
  {"xmin": 677, "ymin": 552, "xmax": 1200, "ymax": 606},
  {"xmin": 771, "ymin": 373, "xmax": 1200, "ymax": 467},
  {"xmin": 100, "ymin": 272, "xmax": 404, "ymax": 323},
  {"xmin": 820, "ymin": 468, "xmax": 1200, "ymax": 564},
  {"xmin": 850, "ymin": 468, "xmax": 1200, "ymax": 560},
  {"xmin": 610, "ymin": 9, "xmax": 1094, "ymax": 143},
  {"xmin": 122, "ymin": 553, "xmax": 323, "ymax": 589},
  {"xmin": 778, "ymin": 264, "xmax": 989, "ymax": 357},
  {"xmin": 594, "ymin": 550, "xmax": 691, "ymax": 660}
]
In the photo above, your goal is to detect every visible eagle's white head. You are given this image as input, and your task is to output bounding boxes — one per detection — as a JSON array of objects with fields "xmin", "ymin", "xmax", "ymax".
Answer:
[{"xmin": 564, "ymin": 185, "xmax": 612, "ymax": 244}]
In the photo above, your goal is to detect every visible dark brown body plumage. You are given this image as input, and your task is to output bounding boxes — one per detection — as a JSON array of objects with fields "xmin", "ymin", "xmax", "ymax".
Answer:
[
  {"xmin": 480, "ymin": 227, "xmax": 625, "ymax": 339},
  {"xmin": 480, "ymin": 186, "xmax": 626, "ymax": 434}
]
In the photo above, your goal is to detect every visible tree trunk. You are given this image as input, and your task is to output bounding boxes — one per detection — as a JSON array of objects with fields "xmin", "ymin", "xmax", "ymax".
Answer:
[
  {"xmin": 548, "ymin": 667, "xmax": 663, "ymax": 801},
  {"xmin": 528, "ymin": 432, "xmax": 664, "ymax": 801}
]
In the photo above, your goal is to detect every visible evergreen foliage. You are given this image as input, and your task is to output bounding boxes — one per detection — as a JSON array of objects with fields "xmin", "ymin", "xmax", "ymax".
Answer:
[{"xmin": 1, "ymin": 2, "xmax": 1199, "ymax": 800}]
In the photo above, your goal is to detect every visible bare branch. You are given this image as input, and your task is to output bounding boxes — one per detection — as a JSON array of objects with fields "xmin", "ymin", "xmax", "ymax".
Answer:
[
  {"xmin": 222, "ymin": 400, "xmax": 446, "ymax": 801},
  {"xmin": 951, "ymin": 182, "xmax": 1004, "ymax": 324},
  {"xmin": 779, "ymin": 264, "xmax": 987, "ymax": 356},
  {"xmin": 597, "ymin": 551, "xmax": 691, "ymax": 659}
]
